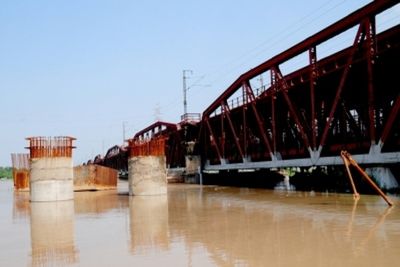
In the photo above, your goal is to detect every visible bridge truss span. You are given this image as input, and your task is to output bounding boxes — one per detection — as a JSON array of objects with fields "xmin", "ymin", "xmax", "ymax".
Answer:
[{"xmin": 201, "ymin": 0, "xmax": 400, "ymax": 170}]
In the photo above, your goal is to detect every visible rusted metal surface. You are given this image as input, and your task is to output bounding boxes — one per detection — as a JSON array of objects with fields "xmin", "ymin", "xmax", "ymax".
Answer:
[
  {"xmin": 11, "ymin": 153, "xmax": 30, "ymax": 191},
  {"xmin": 133, "ymin": 121, "xmax": 177, "ymax": 140},
  {"xmin": 73, "ymin": 164, "xmax": 117, "ymax": 191},
  {"xmin": 120, "ymin": 121, "xmax": 178, "ymax": 161},
  {"xmin": 26, "ymin": 136, "xmax": 76, "ymax": 159},
  {"xmin": 128, "ymin": 137, "xmax": 166, "ymax": 157}
]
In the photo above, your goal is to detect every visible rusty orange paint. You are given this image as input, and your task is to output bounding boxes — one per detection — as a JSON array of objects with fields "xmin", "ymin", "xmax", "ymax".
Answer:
[
  {"xmin": 13, "ymin": 169, "xmax": 30, "ymax": 191},
  {"xmin": 128, "ymin": 137, "xmax": 166, "ymax": 158},
  {"xmin": 26, "ymin": 136, "xmax": 76, "ymax": 159}
]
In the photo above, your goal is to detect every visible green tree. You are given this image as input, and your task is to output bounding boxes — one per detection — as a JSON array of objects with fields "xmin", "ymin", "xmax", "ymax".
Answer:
[{"xmin": 0, "ymin": 167, "xmax": 13, "ymax": 179}]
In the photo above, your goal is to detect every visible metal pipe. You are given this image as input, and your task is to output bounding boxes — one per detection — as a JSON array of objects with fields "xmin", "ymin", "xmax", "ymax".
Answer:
[
  {"xmin": 341, "ymin": 150, "xmax": 393, "ymax": 206},
  {"xmin": 340, "ymin": 151, "xmax": 360, "ymax": 200}
]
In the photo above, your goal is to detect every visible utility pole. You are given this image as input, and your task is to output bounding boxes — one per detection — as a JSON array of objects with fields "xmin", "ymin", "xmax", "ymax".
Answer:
[
  {"xmin": 258, "ymin": 74, "xmax": 264, "ymax": 94},
  {"xmin": 183, "ymin": 69, "xmax": 193, "ymax": 116},
  {"xmin": 122, "ymin": 121, "xmax": 127, "ymax": 146}
]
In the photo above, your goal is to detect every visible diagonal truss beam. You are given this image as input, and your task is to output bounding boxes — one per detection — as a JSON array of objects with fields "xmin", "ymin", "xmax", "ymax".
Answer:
[
  {"xmin": 319, "ymin": 22, "xmax": 366, "ymax": 150},
  {"xmin": 202, "ymin": 0, "xmax": 397, "ymax": 118},
  {"xmin": 205, "ymin": 118, "xmax": 223, "ymax": 162},
  {"xmin": 222, "ymin": 102, "xmax": 245, "ymax": 160},
  {"xmin": 273, "ymin": 67, "xmax": 311, "ymax": 150},
  {"xmin": 243, "ymin": 81, "xmax": 274, "ymax": 160}
]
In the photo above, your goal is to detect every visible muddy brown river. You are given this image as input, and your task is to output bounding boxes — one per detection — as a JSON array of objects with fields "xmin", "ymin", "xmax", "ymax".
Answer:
[{"xmin": 1, "ymin": 179, "xmax": 399, "ymax": 266}]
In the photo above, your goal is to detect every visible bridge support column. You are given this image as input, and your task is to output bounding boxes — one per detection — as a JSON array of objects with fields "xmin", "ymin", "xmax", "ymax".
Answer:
[
  {"xmin": 128, "ymin": 155, "xmax": 167, "ymax": 196},
  {"xmin": 184, "ymin": 155, "xmax": 201, "ymax": 184},
  {"xmin": 30, "ymin": 158, "xmax": 74, "ymax": 201},
  {"xmin": 27, "ymin": 137, "xmax": 75, "ymax": 202}
]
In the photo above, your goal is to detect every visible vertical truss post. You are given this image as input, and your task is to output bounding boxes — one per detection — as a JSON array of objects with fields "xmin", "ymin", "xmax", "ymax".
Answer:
[
  {"xmin": 319, "ymin": 23, "xmax": 365, "ymax": 151},
  {"xmin": 222, "ymin": 102, "xmax": 245, "ymax": 161},
  {"xmin": 365, "ymin": 18, "xmax": 377, "ymax": 145},
  {"xmin": 273, "ymin": 66, "xmax": 311, "ymax": 149},
  {"xmin": 243, "ymin": 81, "xmax": 275, "ymax": 160},
  {"xmin": 242, "ymin": 87, "xmax": 248, "ymax": 157},
  {"xmin": 221, "ymin": 102, "xmax": 225, "ymax": 158},
  {"xmin": 309, "ymin": 46, "xmax": 318, "ymax": 151},
  {"xmin": 271, "ymin": 70, "xmax": 277, "ymax": 154}
]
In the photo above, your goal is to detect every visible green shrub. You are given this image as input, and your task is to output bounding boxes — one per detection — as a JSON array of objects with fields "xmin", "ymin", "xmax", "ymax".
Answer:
[{"xmin": 0, "ymin": 167, "xmax": 13, "ymax": 179}]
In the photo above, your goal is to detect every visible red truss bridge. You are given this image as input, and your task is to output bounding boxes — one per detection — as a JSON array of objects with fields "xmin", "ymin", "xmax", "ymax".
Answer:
[{"xmin": 200, "ymin": 0, "xmax": 400, "ymax": 171}]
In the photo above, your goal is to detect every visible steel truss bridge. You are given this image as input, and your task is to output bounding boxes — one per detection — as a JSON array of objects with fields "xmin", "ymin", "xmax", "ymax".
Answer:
[
  {"xmin": 200, "ymin": 0, "xmax": 400, "ymax": 171},
  {"xmin": 89, "ymin": 0, "xmax": 399, "ymax": 177}
]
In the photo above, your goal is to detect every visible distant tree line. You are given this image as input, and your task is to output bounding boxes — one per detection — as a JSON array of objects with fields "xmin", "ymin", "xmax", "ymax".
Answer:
[{"xmin": 0, "ymin": 167, "xmax": 12, "ymax": 179}]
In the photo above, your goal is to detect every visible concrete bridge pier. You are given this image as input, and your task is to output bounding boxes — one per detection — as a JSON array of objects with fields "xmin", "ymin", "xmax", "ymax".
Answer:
[
  {"xmin": 128, "ymin": 137, "xmax": 167, "ymax": 196},
  {"xmin": 128, "ymin": 155, "xmax": 167, "ymax": 196},
  {"xmin": 26, "ymin": 136, "xmax": 76, "ymax": 202},
  {"xmin": 184, "ymin": 155, "xmax": 201, "ymax": 184}
]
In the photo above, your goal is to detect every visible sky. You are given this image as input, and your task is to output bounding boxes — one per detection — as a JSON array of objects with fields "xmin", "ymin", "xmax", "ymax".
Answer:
[{"xmin": 1, "ymin": 0, "xmax": 398, "ymax": 166}]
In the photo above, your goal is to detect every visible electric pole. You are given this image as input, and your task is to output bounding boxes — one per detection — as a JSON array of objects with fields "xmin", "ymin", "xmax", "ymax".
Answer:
[
  {"xmin": 183, "ymin": 69, "xmax": 193, "ymax": 115},
  {"xmin": 122, "ymin": 121, "xmax": 127, "ymax": 146}
]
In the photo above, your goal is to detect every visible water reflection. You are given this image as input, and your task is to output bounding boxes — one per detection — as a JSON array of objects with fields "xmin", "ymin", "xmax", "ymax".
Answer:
[
  {"xmin": 166, "ymin": 185, "xmax": 400, "ymax": 267},
  {"xmin": 2, "ymin": 179, "xmax": 399, "ymax": 267},
  {"xmin": 129, "ymin": 195, "xmax": 169, "ymax": 253},
  {"xmin": 12, "ymin": 191, "xmax": 30, "ymax": 221},
  {"xmin": 74, "ymin": 190, "xmax": 128, "ymax": 215},
  {"xmin": 30, "ymin": 201, "xmax": 78, "ymax": 266}
]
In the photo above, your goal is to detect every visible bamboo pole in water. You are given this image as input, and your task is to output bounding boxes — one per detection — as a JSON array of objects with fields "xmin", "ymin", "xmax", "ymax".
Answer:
[{"xmin": 340, "ymin": 150, "xmax": 393, "ymax": 206}]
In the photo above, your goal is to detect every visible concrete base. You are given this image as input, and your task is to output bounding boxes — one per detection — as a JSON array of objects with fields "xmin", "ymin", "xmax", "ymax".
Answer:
[
  {"xmin": 185, "ymin": 155, "xmax": 201, "ymax": 175},
  {"xmin": 73, "ymin": 164, "xmax": 117, "ymax": 191},
  {"xmin": 30, "ymin": 157, "xmax": 74, "ymax": 202},
  {"xmin": 167, "ymin": 167, "xmax": 184, "ymax": 183},
  {"xmin": 128, "ymin": 156, "xmax": 167, "ymax": 196},
  {"xmin": 184, "ymin": 174, "xmax": 200, "ymax": 184}
]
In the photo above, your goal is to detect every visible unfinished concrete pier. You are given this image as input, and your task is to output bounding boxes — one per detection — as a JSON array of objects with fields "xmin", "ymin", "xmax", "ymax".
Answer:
[
  {"xmin": 26, "ymin": 136, "xmax": 76, "ymax": 202},
  {"xmin": 11, "ymin": 153, "xmax": 30, "ymax": 191},
  {"xmin": 128, "ymin": 137, "xmax": 167, "ymax": 196}
]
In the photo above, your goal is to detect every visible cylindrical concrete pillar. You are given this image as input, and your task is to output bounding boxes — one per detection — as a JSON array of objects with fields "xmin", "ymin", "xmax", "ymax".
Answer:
[
  {"xmin": 128, "ymin": 155, "xmax": 167, "ymax": 195},
  {"xmin": 128, "ymin": 137, "xmax": 167, "ymax": 196},
  {"xmin": 26, "ymin": 136, "xmax": 76, "ymax": 202}
]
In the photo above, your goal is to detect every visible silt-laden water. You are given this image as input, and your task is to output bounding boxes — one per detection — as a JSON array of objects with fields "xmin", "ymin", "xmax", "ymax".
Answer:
[{"xmin": 1, "ymin": 179, "xmax": 399, "ymax": 266}]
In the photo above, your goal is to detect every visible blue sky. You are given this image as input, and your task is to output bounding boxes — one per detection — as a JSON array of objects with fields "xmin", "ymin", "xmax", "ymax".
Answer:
[{"xmin": 1, "ymin": 0, "xmax": 398, "ymax": 166}]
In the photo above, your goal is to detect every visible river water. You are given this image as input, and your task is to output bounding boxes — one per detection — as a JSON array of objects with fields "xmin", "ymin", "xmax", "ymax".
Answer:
[{"xmin": 1, "ymin": 179, "xmax": 399, "ymax": 267}]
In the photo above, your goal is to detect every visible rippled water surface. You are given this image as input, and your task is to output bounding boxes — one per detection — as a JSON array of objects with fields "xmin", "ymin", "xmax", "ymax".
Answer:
[{"xmin": 1, "ymin": 179, "xmax": 399, "ymax": 266}]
